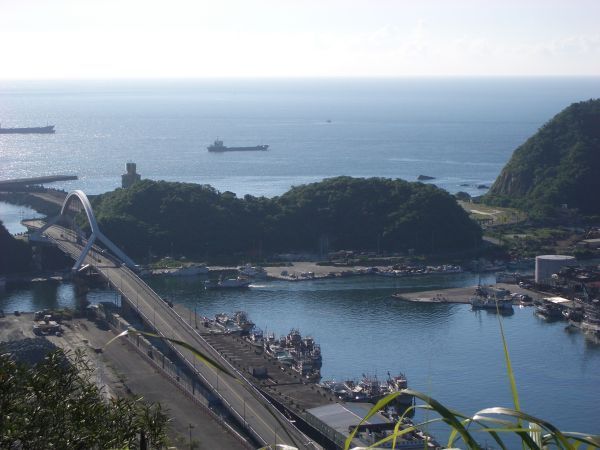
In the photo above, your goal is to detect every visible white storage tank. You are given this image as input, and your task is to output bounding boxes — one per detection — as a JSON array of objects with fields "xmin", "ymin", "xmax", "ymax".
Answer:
[{"xmin": 535, "ymin": 255, "xmax": 577, "ymax": 284}]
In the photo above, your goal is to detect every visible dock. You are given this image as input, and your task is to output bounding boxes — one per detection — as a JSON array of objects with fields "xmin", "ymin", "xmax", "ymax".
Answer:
[
  {"xmin": 172, "ymin": 304, "xmax": 337, "ymax": 412},
  {"xmin": 0, "ymin": 175, "xmax": 77, "ymax": 190},
  {"xmin": 393, "ymin": 283, "xmax": 545, "ymax": 304}
]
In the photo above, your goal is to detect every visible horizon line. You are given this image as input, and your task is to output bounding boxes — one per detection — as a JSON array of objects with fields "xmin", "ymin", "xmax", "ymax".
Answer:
[{"xmin": 2, "ymin": 74, "xmax": 600, "ymax": 83}]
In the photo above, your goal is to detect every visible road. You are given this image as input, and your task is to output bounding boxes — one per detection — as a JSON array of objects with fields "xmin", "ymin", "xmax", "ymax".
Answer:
[{"xmin": 41, "ymin": 223, "xmax": 317, "ymax": 450}]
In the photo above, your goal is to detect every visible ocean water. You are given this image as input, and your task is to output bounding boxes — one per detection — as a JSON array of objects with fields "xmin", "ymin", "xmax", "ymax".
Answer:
[{"xmin": 1, "ymin": 78, "xmax": 599, "ymax": 198}]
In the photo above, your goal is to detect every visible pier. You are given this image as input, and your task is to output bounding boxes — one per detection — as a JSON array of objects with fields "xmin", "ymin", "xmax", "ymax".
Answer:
[
  {"xmin": 393, "ymin": 283, "xmax": 545, "ymax": 304},
  {"xmin": 0, "ymin": 175, "xmax": 77, "ymax": 190}
]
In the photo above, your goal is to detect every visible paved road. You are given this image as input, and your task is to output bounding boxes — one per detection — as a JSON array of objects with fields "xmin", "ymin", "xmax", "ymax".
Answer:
[{"xmin": 42, "ymin": 224, "xmax": 316, "ymax": 450}]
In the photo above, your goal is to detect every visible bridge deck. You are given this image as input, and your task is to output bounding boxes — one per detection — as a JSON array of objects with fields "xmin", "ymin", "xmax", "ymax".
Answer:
[{"xmin": 39, "ymin": 223, "xmax": 316, "ymax": 450}]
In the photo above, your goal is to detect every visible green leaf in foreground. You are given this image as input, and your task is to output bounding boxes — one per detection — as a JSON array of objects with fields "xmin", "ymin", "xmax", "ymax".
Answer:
[
  {"xmin": 343, "ymin": 389, "xmax": 482, "ymax": 450},
  {"xmin": 104, "ymin": 328, "xmax": 236, "ymax": 379}
]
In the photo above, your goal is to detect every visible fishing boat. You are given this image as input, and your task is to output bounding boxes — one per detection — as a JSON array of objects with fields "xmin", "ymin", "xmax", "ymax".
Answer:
[
  {"xmin": 319, "ymin": 372, "xmax": 414, "ymax": 411},
  {"xmin": 581, "ymin": 311, "xmax": 600, "ymax": 334},
  {"xmin": 232, "ymin": 311, "xmax": 255, "ymax": 334},
  {"xmin": 214, "ymin": 313, "xmax": 243, "ymax": 334},
  {"xmin": 262, "ymin": 328, "xmax": 323, "ymax": 380},
  {"xmin": 204, "ymin": 276, "xmax": 251, "ymax": 289},
  {"xmin": 535, "ymin": 301, "xmax": 564, "ymax": 320},
  {"xmin": 470, "ymin": 295, "xmax": 513, "ymax": 311}
]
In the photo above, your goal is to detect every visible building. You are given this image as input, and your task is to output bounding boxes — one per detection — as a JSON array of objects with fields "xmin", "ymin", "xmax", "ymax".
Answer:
[
  {"xmin": 305, "ymin": 402, "xmax": 438, "ymax": 449},
  {"xmin": 535, "ymin": 255, "xmax": 577, "ymax": 285},
  {"xmin": 121, "ymin": 162, "xmax": 141, "ymax": 188}
]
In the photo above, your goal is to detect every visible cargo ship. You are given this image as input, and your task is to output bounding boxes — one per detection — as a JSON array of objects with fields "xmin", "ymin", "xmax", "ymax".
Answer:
[
  {"xmin": 207, "ymin": 139, "xmax": 268, "ymax": 152},
  {"xmin": 0, "ymin": 124, "xmax": 55, "ymax": 134}
]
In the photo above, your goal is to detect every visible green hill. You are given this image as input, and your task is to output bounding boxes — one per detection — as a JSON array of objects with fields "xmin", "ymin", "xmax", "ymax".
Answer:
[
  {"xmin": 91, "ymin": 177, "xmax": 481, "ymax": 259},
  {"xmin": 485, "ymin": 99, "xmax": 600, "ymax": 217}
]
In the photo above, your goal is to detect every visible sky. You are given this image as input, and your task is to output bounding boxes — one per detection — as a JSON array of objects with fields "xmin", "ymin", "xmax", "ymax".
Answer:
[{"xmin": 1, "ymin": 0, "xmax": 599, "ymax": 79}]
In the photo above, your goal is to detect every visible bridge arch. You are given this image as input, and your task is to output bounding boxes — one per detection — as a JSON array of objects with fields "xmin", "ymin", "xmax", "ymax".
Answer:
[
  {"xmin": 40, "ymin": 190, "xmax": 137, "ymax": 271},
  {"xmin": 60, "ymin": 190, "xmax": 101, "ymax": 236}
]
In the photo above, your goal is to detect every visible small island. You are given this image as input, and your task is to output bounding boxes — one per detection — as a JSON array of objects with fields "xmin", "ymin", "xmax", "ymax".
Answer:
[{"xmin": 90, "ymin": 176, "xmax": 482, "ymax": 261}]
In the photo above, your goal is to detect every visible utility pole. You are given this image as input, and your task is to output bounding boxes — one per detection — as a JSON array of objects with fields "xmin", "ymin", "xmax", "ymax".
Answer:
[{"xmin": 188, "ymin": 423, "xmax": 194, "ymax": 450}]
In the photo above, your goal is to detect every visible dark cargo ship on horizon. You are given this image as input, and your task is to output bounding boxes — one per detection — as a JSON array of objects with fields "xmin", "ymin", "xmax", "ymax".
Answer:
[
  {"xmin": 0, "ymin": 124, "xmax": 55, "ymax": 134},
  {"xmin": 207, "ymin": 139, "xmax": 268, "ymax": 152}
]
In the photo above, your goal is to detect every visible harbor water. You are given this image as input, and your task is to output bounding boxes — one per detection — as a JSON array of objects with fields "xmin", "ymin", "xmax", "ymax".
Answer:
[
  {"xmin": 0, "ymin": 202, "xmax": 42, "ymax": 234},
  {"xmin": 2, "ymin": 273, "xmax": 599, "ymax": 441}
]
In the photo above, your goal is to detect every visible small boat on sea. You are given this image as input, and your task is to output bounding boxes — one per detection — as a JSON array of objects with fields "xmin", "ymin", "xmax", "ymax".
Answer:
[{"xmin": 204, "ymin": 276, "xmax": 251, "ymax": 289}]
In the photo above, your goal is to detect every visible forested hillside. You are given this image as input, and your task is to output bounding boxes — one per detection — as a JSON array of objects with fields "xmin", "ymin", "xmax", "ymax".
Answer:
[
  {"xmin": 91, "ymin": 177, "xmax": 482, "ymax": 259},
  {"xmin": 485, "ymin": 99, "xmax": 600, "ymax": 217}
]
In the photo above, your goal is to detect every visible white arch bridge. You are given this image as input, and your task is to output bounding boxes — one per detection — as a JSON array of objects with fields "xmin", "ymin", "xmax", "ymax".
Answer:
[
  {"xmin": 35, "ymin": 189, "xmax": 136, "ymax": 271},
  {"xmin": 28, "ymin": 190, "xmax": 311, "ymax": 450}
]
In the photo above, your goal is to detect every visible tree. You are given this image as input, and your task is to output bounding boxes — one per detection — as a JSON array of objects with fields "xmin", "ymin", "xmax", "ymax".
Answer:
[{"xmin": 0, "ymin": 347, "xmax": 170, "ymax": 449}]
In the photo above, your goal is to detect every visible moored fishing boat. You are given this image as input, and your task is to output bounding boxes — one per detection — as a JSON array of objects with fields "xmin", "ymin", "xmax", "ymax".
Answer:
[
  {"xmin": 536, "ymin": 297, "xmax": 570, "ymax": 320},
  {"xmin": 470, "ymin": 296, "xmax": 513, "ymax": 311},
  {"xmin": 319, "ymin": 372, "xmax": 414, "ymax": 412},
  {"xmin": 232, "ymin": 311, "xmax": 255, "ymax": 334},
  {"xmin": 262, "ymin": 328, "xmax": 322, "ymax": 380},
  {"xmin": 581, "ymin": 311, "xmax": 600, "ymax": 334},
  {"xmin": 204, "ymin": 276, "xmax": 251, "ymax": 289}
]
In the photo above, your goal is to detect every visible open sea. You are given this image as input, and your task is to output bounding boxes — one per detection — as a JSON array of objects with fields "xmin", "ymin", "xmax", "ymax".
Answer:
[
  {"xmin": 2, "ymin": 78, "xmax": 600, "ymax": 444},
  {"xmin": 1, "ymin": 77, "xmax": 599, "ymax": 197}
]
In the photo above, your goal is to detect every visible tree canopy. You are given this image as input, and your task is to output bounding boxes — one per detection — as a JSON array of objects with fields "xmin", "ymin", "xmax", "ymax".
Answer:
[
  {"xmin": 0, "ymin": 346, "xmax": 169, "ymax": 449},
  {"xmin": 91, "ymin": 177, "xmax": 482, "ymax": 259}
]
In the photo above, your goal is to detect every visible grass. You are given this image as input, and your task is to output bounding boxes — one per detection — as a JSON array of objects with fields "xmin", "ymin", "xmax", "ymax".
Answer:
[{"xmin": 458, "ymin": 201, "xmax": 527, "ymax": 226}]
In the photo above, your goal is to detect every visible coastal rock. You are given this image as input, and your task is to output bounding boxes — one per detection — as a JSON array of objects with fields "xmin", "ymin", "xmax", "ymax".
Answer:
[{"xmin": 417, "ymin": 175, "xmax": 435, "ymax": 181}]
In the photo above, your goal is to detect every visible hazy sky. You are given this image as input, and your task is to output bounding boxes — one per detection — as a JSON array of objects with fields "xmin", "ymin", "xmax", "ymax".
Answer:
[{"xmin": 1, "ymin": 0, "xmax": 599, "ymax": 79}]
